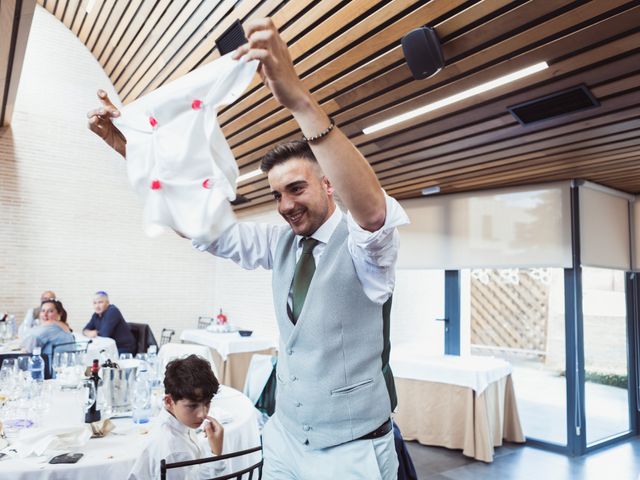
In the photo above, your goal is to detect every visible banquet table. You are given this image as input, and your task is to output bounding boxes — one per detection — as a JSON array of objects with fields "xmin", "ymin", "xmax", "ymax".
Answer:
[
  {"xmin": 391, "ymin": 347, "xmax": 525, "ymax": 462},
  {"xmin": 180, "ymin": 329, "xmax": 276, "ymax": 390},
  {"xmin": 0, "ymin": 384, "xmax": 261, "ymax": 479}
]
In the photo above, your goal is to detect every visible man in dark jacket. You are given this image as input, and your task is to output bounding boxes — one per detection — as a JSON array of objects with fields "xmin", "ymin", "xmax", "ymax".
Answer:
[{"xmin": 82, "ymin": 291, "xmax": 136, "ymax": 355}]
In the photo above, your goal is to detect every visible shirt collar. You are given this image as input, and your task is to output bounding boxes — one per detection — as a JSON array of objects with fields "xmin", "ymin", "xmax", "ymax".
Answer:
[
  {"xmin": 295, "ymin": 206, "xmax": 343, "ymax": 247},
  {"xmin": 160, "ymin": 407, "xmax": 190, "ymax": 434}
]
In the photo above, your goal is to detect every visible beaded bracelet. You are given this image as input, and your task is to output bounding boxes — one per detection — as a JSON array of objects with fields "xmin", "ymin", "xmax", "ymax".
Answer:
[{"xmin": 301, "ymin": 117, "xmax": 335, "ymax": 143}]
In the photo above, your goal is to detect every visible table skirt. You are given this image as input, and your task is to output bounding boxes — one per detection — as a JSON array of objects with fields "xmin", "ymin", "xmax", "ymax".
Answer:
[{"xmin": 393, "ymin": 374, "xmax": 524, "ymax": 462}]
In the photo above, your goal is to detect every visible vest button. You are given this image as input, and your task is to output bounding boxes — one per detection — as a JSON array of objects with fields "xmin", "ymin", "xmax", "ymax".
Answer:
[
  {"xmin": 287, "ymin": 348, "xmax": 293, "ymax": 355},
  {"xmin": 295, "ymin": 401, "xmax": 302, "ymax": 407},
  {"xmin": 302, "ymin": 424, "xmax": 311, "ymax": 432},
  {"xmin": 290, "ymin": 375, "xmax": 297, "ymax": 381}
]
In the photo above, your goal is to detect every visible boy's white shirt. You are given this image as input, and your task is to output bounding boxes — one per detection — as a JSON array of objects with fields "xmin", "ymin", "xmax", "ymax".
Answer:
[{"xmin": 128, "ymin": 408, "xmax": 225, "ymax": 480}]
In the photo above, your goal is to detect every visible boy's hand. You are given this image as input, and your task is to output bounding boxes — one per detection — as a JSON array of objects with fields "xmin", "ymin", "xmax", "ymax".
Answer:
[
  {"xmin": 203, "ymin": 416, "xmax": 224, "ymax": 456},
  {"xmin": 87, "ymin": 89, "xmax": 127, "ymax": 157}
]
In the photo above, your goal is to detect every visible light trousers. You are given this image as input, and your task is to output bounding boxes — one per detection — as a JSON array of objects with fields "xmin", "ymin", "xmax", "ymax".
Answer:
[{"xmin": 262, "ymin": 413, "xmax": 398, "ymax": 480}]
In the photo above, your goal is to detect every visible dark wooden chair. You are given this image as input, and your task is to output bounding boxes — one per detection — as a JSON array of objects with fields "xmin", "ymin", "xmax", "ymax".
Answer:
[
  {"xmin": 128, "ymin": 323, "xmax": 158, "ymax": 356},
  {"xmin": 160, "ymin": 445, "xmax": 263, "ymax": 480},
  {"xmin": 0, "ymin": 352, "xmax": 52, "ymax": 380}
]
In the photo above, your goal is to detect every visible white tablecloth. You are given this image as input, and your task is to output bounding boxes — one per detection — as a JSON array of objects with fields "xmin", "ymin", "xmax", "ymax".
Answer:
[
  {"xmin": 391, "ymin": 345, "xmax": 511, "ymax": 393},
  {"xmin": 73, "ymin": 333, "xmax": 118, "ymax": 363},
  {"xmin": 0, "ymin": 385, "xmax": 260, "ymax": 479},
  {"xmin": 180, "ymin": 329, "xmax": 276, "ymax": 360}
]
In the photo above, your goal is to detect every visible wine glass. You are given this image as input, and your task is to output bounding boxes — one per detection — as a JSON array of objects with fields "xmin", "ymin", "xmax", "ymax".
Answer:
[{"xmin": 52, "ymin": 352, "xmax": 68, "ymax": 381}]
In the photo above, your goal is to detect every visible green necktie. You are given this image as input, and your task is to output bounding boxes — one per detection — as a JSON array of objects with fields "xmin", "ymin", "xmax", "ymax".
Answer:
[{"xmin": 290, "ymin": 237, "xmax": 319, "ymax": 324}]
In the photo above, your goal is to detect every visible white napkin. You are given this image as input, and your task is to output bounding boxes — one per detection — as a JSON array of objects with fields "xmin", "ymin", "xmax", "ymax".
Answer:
[
  {"xmin": 13, "ymin": 425, "xmax": 91, "ymax": 458},
  {"xmin": 114, "ymin": 53, "xmax": 258, "ymax": 245}
]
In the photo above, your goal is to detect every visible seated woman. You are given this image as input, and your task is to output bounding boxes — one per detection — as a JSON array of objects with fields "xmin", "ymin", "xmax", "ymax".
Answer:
[{"xmin": 21, "ymin": 300, "xmax": 75, "ymax": 355}]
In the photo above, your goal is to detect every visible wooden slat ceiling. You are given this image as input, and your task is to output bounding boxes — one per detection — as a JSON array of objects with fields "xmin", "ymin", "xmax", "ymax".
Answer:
[{"xmin": 37, "ymin": 0, "xmax": 640, "ymax": 211}]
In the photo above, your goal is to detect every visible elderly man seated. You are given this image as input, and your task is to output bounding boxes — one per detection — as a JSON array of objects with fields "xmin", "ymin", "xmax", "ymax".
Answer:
[
  {"xmin": 82, "ymin": 291, "xmax": 136, "ymax": 355},
  {"xmin": 20, "ymin": 290, "xmax": 57, "ymax": 335}
]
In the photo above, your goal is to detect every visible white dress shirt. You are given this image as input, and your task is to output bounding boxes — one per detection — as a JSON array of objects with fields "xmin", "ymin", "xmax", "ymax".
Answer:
[
  {"xmin": 198, "ymin": 191, "xmax": 409, "ymax": 304},
  {"xmin": 128, "ymin": 408, "xmax": 225, "ymax": 480}
]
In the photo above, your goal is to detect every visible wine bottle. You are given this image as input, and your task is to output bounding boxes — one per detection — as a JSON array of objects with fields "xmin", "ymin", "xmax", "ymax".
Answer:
[{"xmin": 85, "ymin": 359, "xmax": 102, "ymax": 423}]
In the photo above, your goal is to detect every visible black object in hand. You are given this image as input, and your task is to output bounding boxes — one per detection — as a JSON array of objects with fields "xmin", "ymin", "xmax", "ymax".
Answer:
[{"xmin": 49, "ymin": 453, "xmax": 83, "ymax": 464}]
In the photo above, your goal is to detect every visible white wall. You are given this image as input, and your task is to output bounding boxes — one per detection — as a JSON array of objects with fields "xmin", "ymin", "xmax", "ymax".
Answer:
[{"xmin": 0, "ymin": 7, "xmax": 217, "ymax": 339}]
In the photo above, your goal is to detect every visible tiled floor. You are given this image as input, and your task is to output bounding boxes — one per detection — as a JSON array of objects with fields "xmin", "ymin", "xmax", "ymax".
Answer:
[{"xmin": 406, "ymin": 437, "xmax": 640, "ymax": 479}]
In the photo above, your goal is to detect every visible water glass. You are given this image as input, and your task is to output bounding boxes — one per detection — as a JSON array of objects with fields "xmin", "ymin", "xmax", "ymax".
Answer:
[{"xmin": 81, "ymin": 380, "xmax": 96, "ymax": 413}]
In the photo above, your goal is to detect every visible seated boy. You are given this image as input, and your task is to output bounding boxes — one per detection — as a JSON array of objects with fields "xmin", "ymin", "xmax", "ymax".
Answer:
[{"xmin": 128, "ymin": 355, "xmax": 225, "ymax": 479}]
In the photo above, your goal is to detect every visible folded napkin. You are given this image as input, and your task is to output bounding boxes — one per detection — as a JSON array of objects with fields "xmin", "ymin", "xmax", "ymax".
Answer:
[
  {"xmin": 89, "ymin": 418, "xmax": 115, "ymax": 438},
  {"xmin": 14, "ymin": 425, "xmax": 91, "ymax": 458},
  {"xmin": 114, "ymin": 53, "xmax": 258, "ymax": 245}
]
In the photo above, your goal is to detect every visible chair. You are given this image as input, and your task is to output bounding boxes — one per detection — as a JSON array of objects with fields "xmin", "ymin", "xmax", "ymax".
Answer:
[
  {"xmin": 160, "ymin": 328, "xmax": 175, "ymax": 346},
  {"xmin": 197, "ymin": 316, "xmax": 214, "ymax": 329},
  {"xmin": 50, "ymin": 341, "xmax": 91, "ymax": 356},
  {"xmin": 243, "ymin": 354, "xmax": 277, "ymax": 417},
  {"xmin": 0, "ymin": 352, "xmax": 52, "ymax": 380},
  {"xmin": 49, "ymin": 340, "xmax": 91, "ymax": 378},
  {"xmin": 158, "ymin": 343, "xmax": 219, "ymax": 378},
  {"xmin": 128, "ymin": 322, "xmax": 158, "ymax": 356},
  {"xmin": 160, "ymin": 445, "xmax": 263, "ymax": 480}
]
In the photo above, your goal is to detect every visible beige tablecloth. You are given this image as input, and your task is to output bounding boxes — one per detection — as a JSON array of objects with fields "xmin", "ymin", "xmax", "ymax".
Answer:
[{"xmin": 393, "ymin": 374, "xmax": 524, "ymax": 462}]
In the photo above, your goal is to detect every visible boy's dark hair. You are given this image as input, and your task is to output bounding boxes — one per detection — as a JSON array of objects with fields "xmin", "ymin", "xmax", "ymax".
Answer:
[
  {"xmin": 164, "ymin": 354, "xmax": 219, "ymax": 402},
  {"xmin": 260, "ymin": 140, "xmax": 317, "ymax": 173}
]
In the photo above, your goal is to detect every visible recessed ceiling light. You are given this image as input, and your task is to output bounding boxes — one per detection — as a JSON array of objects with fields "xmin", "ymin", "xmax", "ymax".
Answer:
[
  {"xmin": 363, "ymin": 62, "xmax": 549, "ymax": 135},
  {"xmin": 85, "ymin": 0, "xmax": 97, "ymax": 14},
  {"xmin": 421, "ymin": 186, "xmax": 440, "ymax": 196},
  {"xmin": 236, "ymin": 168, "xmax": 263, "ymax": 183}
]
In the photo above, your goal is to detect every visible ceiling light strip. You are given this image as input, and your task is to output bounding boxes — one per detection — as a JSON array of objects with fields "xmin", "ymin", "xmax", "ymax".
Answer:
[{"xmin": 363, "ymin": 62, "xmax": 549, "ymax": 135}]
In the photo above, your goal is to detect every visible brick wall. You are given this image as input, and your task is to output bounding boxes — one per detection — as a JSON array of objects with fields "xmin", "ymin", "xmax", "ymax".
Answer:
[{"xmin": 0, "ymin": 7, "xmax": 217, "ymax": 340}]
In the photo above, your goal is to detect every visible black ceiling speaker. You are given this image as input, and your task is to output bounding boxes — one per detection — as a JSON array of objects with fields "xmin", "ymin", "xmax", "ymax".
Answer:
[
  {"xmin": 402, "ymin": 27, "xmax": 444, "ymax": 80},
  {"xmin": 216, "ymin": 19, "xmax": 248, "ymax": 56}
]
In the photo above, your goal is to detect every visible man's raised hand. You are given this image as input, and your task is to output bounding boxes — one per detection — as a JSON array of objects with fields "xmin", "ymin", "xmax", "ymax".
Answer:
[{"xmin": 87, "ymin": 89, "xmax": 127, "ymax": 158}]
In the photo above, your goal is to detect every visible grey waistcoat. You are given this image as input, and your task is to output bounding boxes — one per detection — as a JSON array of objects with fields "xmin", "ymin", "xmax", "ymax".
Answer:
[{"xmin": 272, "ymin": 218, "xmax": 396, "ymax": 449}]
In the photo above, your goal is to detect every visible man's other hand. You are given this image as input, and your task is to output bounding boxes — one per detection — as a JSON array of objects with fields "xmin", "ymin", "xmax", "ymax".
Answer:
[{"xmin": 87, "ymin": 90, "xmax": 127, "ymax": 157}]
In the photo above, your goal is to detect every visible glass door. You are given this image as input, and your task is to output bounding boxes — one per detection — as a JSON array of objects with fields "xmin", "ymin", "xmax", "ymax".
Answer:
[
  {"xmin": 391, "ymin": 269, "xmax": 445, "ymax": 354},
  {"xmin": 461, "ymin": 267, "xmax": 568, "ymax": 446},
  {"xmin": 581, "ymin": 267, "xmax": 631, "ymax": 446}
]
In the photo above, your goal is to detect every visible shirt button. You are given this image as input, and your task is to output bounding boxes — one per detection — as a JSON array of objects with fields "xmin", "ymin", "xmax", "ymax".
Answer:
[
  {"xmin": 302, "ymin": 424, "xmax": 311, "ymax": 432},
  {"xmin": 287, "ymin": 348, "xmax": 293, "ymax": 355},
  {"xmin": 290, "ymin": 375, "xmax": 297, "ymax": 381},
  {"xmin": 295, "ymin": 401, "xmax": 302, "ymax": 407}
]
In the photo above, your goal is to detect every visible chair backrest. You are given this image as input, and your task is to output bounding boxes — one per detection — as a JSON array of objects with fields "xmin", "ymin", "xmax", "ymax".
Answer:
[
  {"xmin": 128, "ymin": 322, "xmax": 158, "ymax": 356},
  {"xmin": 160, "ymin": 328, "xmax": 175, "ymax": 346},
  {"xmin": 160, "ymin": 445, "xmax": 263, "ymax": 480},
  {"xmin": 243, "ymin": 354, "xmax": 277, "ymax": 416},
  {"xmin": 157, "ymin": 343, "xmax": 219, "ymax": 378},
  {"xmin": 49, "ymin": 341, "xmax": 92, "ymax": 378},
  {"xmin": 0, "ymin": 352, "xmax": 52, "ymax": 380},
  {"xmin": 51, "ymin": 340, "xmax": 91, "ymax": 356},
  {"xmin": 197, "ymin": 316, "xmax": 214, "ymax": 329}
]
